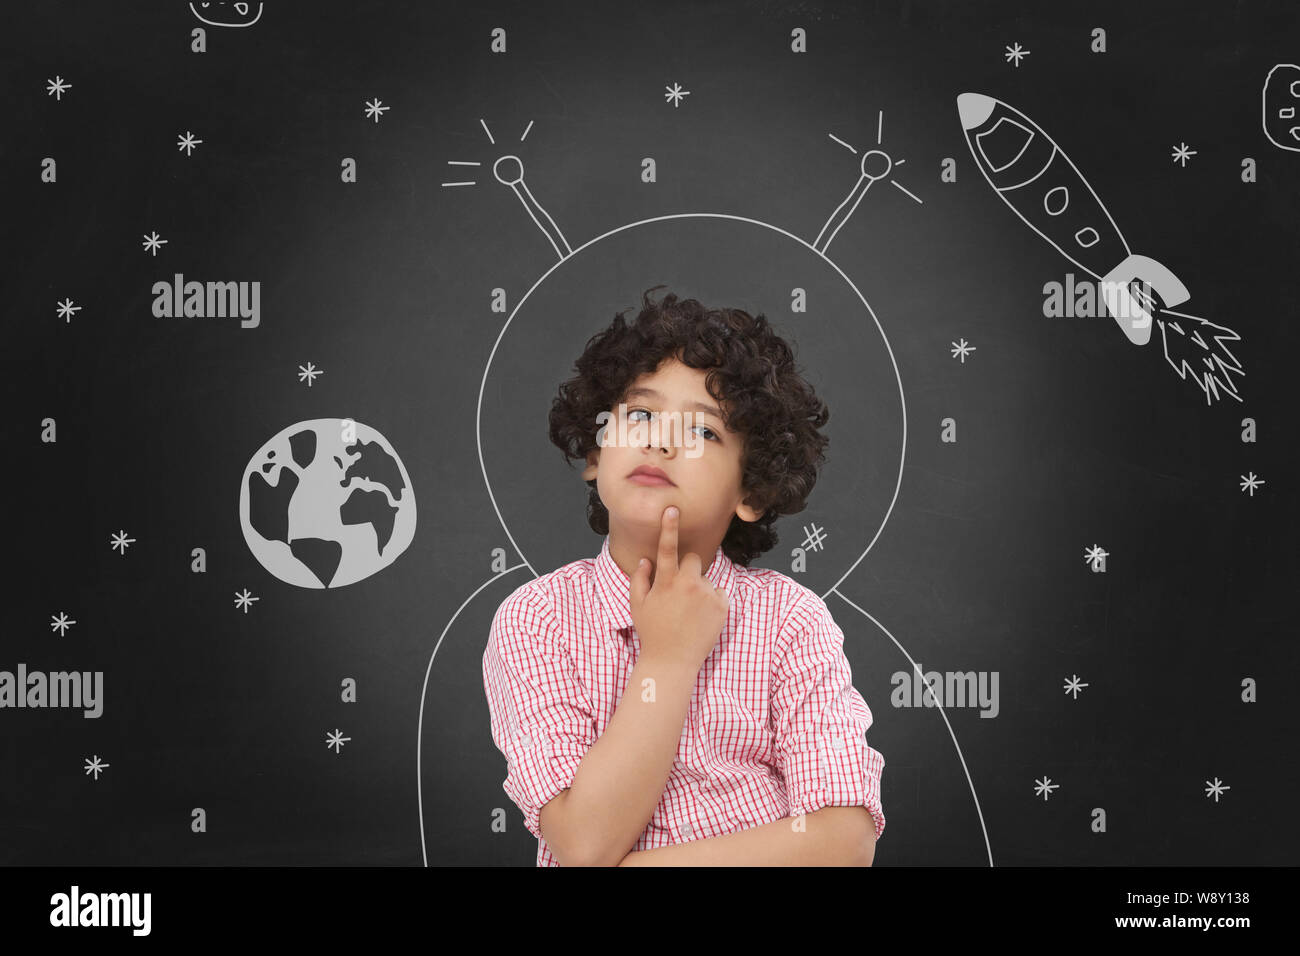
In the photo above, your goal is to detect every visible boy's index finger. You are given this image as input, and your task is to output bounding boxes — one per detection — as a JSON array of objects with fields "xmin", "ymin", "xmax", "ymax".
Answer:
[{"xmin": 657, "ymin": 506, "xmax": 679, "ymax": 579}]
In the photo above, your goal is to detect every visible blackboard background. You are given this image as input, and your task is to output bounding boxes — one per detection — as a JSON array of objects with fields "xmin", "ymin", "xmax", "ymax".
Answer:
[{"xmin": 5, "ymin": 0, "xmax": 1298, "ymax": 866}]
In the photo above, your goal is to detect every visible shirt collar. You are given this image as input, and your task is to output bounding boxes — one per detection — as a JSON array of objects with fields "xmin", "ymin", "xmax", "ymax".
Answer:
[{"xmin": 593, "ymin": 534, "xmax": 738, "ymax": 640}]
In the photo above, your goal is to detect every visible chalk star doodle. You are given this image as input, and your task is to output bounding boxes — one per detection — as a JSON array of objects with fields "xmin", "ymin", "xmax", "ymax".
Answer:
[
  {"xmin": 1239, "ymin": 472, "xmax": 1265, "ymax": 496},
  {"xmin": 664, "ymin": 82, "xmax": 690, "ymax": 108},
  {"xmin": 298, "ymin": 362, "xmax": 323, "ymax": 386},
  {"xmin": 84, "ymin": 756, "xmax": 109, "ymax": 780},
  {"xmin": 46, "ymin": 75, "xmax": 71, "ymax": 100},
  {"xmin": 364, "ymin": 98, "xmax": 390, "ymax": 123},
  {"xmin": 1034, "ymin": 776, "xmax": 1059, "ymax": 801},
  {"xmin": 326, "ymin": 730, "xmax": 351, "ymax": 754},
  {"xmin": 233, "ymin": 589, "xmax": 259, "ymax": 613},
  {"xmin": 110, "ymin": 530, "xmax": 135, "ymax": 555},
  {"xmin": 1171, "ymin": 142, "xmax": 1197, "ymax": 167},
  {"xmin": 50, "ymin": 612, "xmax": 76, "ymax": 637},
  {"xmin": 55, "ymin": 298, "xmax": 81, "ymax": 323},
  {"xmin": 177, "ymin": 131, "xmax": 203, "ymax": 156},
  {"xmin": 1063, "ymin": 675, "xmax": 1088, "ymax": 699},
  {"xmin": 1204, "ymin": 777, "xmax": 1230, "ymax": 803},
  {"xmin": 800, "ymin": 523, "xmax": 828, "ymax": 552},
  {"xmin": 1084, "ymin": 544, "xmax": 1108, "ymax": 571},
  {"xmin": 1004, "ymin": 43, "xmax": 1030, "ymax": 67},
  {"xmin": 951, "ymin": 338, "xmax": 976, "ymax": 363},
  {"xmin": 141, "ymin": 232, "xmax": 167, "ymax": 256}
]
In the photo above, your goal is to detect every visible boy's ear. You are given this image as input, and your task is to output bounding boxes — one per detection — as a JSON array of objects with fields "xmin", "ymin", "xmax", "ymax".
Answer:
[
  {"xmin": 581, "ymin": 449, "xmax": 599, "ymax": 481},
  {"xmin": 735, "ymin": 495, "xmax": 764, "ymax": 523}
]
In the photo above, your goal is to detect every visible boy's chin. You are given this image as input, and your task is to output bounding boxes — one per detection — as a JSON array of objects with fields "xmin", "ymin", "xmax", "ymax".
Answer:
[{"xmin": 611, "ymin": 499, "xmax": 685, "ymax": 526}]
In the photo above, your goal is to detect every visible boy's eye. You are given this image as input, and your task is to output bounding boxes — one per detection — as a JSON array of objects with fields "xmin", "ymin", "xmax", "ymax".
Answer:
[{"xmin": 624, "ymin": 408, "xmax": 720, "ymax": 443}]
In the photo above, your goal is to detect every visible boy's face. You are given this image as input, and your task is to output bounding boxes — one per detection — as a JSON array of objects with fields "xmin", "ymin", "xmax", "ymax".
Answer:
[{"xmin": 582, "ymin": 356, "xmax": 764, "ymax": 543}]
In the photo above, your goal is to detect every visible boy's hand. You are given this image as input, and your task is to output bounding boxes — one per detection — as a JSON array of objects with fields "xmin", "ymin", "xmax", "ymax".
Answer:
[{"xmin": 629, "ymin": 506, "xmax": 730, "ymax": 672}]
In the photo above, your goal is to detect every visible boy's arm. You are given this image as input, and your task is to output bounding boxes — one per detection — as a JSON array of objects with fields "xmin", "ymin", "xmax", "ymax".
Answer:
[
  {"xmin": 623, "ymin": 588, "xmax": 887, "ymax": 869},
  {"xmin": 767, "ymin": 590, "xmax": 887, "ymax": 850},
  {"xmin": 619, "ymin": 588, "xmax": 886, "ymax": 867},
  {"xmin": 540, "ymin": 651, "xmax": 699, "ymax": 866},
  {"xmin": 616, "ymin": 806, "xmax": 875, "ymax": 866},
  {"xmin": 482, "ymin": 590, "xmax": 699, "ymax": 866},
  {"xmin": 482, "ymin": 590, "xmax": 597, "ymax": 866}
]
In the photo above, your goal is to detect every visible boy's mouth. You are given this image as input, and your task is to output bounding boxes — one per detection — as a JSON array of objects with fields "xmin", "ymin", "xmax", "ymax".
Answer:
[{"xmin": 627, "ymin": 465, "xmax": 675, "ymax": 486}]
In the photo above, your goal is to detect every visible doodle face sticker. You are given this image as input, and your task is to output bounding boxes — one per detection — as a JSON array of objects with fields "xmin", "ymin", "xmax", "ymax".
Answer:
[
  {"xmin": 189, "ymin": 1, "xmax": 263, "ymax": 28},
  {"xmin": 1262, "ymin": 64, "xmax": 1300, "ymax": 152}
]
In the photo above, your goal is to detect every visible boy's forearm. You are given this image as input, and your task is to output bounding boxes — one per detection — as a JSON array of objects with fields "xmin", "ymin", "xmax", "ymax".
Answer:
[
  {"xmin": 615, "ymin": 806, "xmax": 876, "ymax": 866},
  {"xmin": 554, "ymin": 653, "xmax": 699, "ymax": 866}
]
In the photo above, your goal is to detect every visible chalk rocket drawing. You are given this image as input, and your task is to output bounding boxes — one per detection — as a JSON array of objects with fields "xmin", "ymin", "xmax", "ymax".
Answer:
[
  {"xmin": 1262, "ymin": 64, "xmax": 1300, "ymax": 153},
  {"xmin": 957, "ymin": 93, "xmax": 1245, "ymax": 405}
]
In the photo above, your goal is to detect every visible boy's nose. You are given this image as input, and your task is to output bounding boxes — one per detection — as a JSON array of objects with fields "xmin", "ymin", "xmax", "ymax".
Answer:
[{"xmin": 654, "ymin": 417, "xmax": 681, "ymax": 453}]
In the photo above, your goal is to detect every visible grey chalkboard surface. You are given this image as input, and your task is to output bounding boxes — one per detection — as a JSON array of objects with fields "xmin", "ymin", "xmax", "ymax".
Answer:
[{"xmin": 7, "ymin": 0, "xmax": 1297, "ymax": 866}]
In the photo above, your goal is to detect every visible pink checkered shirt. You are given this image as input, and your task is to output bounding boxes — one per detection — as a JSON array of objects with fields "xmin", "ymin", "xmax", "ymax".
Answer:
[{"xmin": 482, "ymin": 534, "xmax": 886, "ymax": 866}]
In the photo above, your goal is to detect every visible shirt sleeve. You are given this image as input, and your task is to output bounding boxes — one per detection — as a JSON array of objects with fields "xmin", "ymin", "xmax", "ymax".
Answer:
[
  {"xmin": 770, "ymin": 589, "xmax": 886, "ymax": 843},
  {"xmin": 481, "ymin": 587, "xmax": 598, "ymax": 842}
]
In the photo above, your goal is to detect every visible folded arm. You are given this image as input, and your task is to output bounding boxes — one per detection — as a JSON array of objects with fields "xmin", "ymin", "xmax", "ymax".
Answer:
[
  {"xmin": 617, "ymin": 805, "xmax": 876, "ymax": 866},
  {"xmin": 620, "ymin": 588, "xmax": 889, "ymax": 867}
]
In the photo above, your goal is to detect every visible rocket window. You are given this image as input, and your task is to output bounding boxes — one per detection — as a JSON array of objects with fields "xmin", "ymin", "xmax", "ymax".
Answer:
[
  {"xmin": 1043, "ymin": 186, "xmax": 1069, "ymax": 216},
  {"xmin": 974, "ymin": 117, "xmax": 1034, "ymax": 174}
]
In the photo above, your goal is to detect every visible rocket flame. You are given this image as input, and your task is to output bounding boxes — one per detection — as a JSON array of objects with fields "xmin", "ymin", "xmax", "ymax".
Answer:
[
  {"xmin": 1155, "ymin": 310, "xmax": 1245, "ymax": 405},
  {"xmin": 1129, "ymin": 286, "xmax": 1245, "ymax": 405}
]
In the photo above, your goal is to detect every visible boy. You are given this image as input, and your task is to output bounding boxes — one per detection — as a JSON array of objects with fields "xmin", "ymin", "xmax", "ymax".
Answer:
[{"xmin": 481, "ymin": 287, "xmax": 886, "ymax": 866}]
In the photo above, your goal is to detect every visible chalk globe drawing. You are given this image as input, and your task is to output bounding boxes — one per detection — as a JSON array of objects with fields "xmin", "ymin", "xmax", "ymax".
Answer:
[
  {"xmin": 239, "ymin": 418, "xmax": 416, "ymax": 588},
  {"xmin": 421, "ymin": 117, "xmax": 993, "ymax": 867}
]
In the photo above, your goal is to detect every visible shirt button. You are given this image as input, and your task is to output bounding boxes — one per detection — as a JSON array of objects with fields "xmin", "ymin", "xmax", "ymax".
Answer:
[
  {"xmin": 680, "ymin": 823, "xmax": 694, "ymax": 839},
  {"xmin": 520, "ymin": 733, "xmax": 532, "ymax": 750},
  {"xmin": 831, "ymin": 735, "xmax": 845, "ymax": 752}
]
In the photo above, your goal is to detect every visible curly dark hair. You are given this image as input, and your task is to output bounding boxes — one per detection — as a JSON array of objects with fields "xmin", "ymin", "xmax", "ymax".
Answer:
[{"xmin": 548, "ymin": 286, "xmax": 830, "ymax": 566}]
